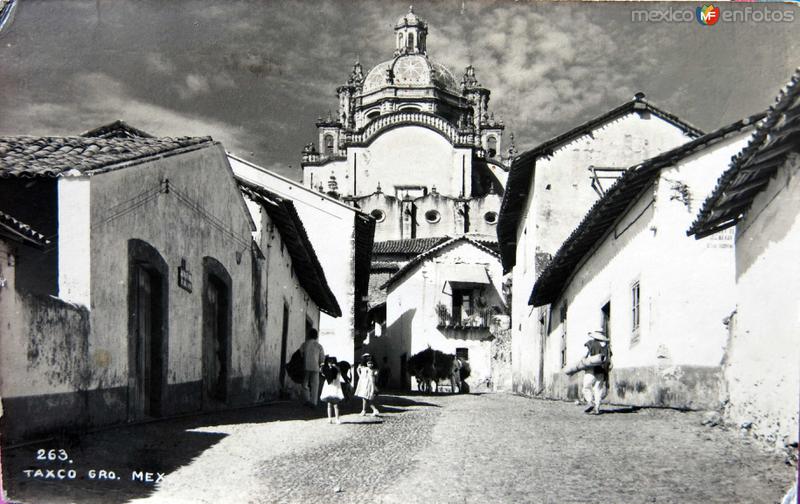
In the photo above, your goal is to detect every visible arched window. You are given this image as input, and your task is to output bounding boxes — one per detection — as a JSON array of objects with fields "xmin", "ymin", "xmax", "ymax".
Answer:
[
  {"xmin": 486, "ymin": 136, "xmax": 497, "ymax": 158},
  {"xmin": 324, "ymin": 134, "xmax": 334, "ymax": 155},
  {"xmin": 399, "ymin": 106, "xmax": 421, "ymax": 113},
  {"xmin": 406, "ymin": 32, "xmax": 415, "ymax": 51},
  {"xmin": 366, "ymin": 110, "xmax": 380, "ymax": 121},
  {"xmin": 397, "ymin": 33, "xmax": 404, "ymax": 49}
]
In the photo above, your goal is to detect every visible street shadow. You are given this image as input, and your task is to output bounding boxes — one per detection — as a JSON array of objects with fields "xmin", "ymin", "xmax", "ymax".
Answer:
[
  {"xmin": 598, "ymin": 406, "xmax": 641, "ymax": 415},
  {"xmin": 3, "ymin": 391, "xmax": 442, "ymax": 504},
  {"xmin": 338, "ymin": 418, "xmax": 384, "ymax": 425}
]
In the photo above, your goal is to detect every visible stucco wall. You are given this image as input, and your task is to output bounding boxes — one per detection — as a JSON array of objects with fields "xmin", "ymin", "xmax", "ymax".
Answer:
[
  {"xmin": 511, "ymin": 113, "xmax": 697, "ymax": 396},
  {"xmin": 230, "ymin": 157, "xmax": 355, "ymax": 363},
  {"xmin": 355, "ymin": 193, "xmax": 403, "ymax": 243},
  {"xmin": 541, "ymin": 132, "xmax": 747, "ymax": 409},
  {"xmin": 304, "ymin": 125, "xmax": 473, "ymax": 199},
  {"xmin": 58, "ymin": 178, "xmax": 91, "ymax": 306},
  {"xmin": 725, "ymin": 153, "xmax": 800, "ymax": 448},
  {"xmin": 468, "ymin": 193, "xmax": 502, "ymax": 237},
  {"xmin": 384, "ymin": 241, "xmax": 504, "ymax": 390},
  {"xmin": 0, "ymin": 238, "xmax": 92, "ymax": 440},
  {"xmin": 253, "ymin": 204, "xmax": 321, "ymax": 399}
]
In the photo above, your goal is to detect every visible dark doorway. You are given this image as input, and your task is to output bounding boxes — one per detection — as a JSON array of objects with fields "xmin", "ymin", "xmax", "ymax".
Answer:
[
  {"xmin": 601, "ymin": 301, "xmax": 611, "ymax": 341},
  {"xmin": 279, "ymin": 303, "xmax": 290, "ymax": 388},
  {"xmin": 133, "ymin": 266, "xmax": 165, "ymax": 417},
  {"xmin": 400, "ymin": 353, "xmax": 408, "ymax": 391},
  {"xmin": 128, "ymin": 240, "xmax": 169, "ymax": 421},
  {"xmin": 202, "ymin": 257, "xmax": 232, "ymax": 408}
]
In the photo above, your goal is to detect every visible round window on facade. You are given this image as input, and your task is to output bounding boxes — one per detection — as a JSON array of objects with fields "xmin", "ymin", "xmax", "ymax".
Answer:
[
  {"xmin": 370, "ymin": 209, "xmax": 386, "ymax": 223},
  {"xmin": 425, "ymin": 210, "xmax": 441, "ymax": 224},
  {"xmin": 484, "ymin": 211, "xmax": 498, "ymax": 225}
]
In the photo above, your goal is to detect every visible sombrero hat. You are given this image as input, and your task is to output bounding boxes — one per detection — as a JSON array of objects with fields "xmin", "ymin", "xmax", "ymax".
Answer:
[{"xmin": 589, "ymin": 330, "xmax": 609, "ymax": 341}]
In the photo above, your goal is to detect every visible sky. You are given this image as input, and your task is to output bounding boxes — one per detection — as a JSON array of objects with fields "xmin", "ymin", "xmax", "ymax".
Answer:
[{"xmin": 0, "ymin": 0, "xmax": 797, "ymax": 179}]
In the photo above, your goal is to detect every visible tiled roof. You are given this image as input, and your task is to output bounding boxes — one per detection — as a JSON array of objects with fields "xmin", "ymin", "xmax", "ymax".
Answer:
[
  {"xmin": 381, "ymin": 236, "xmax": 500, "ymax": 290},
  {"xmin": 0, "ymin": 209, "xmax": 50, "ymax": 248},
  {"xmin": 372, "ymin": 236, "xmax": 449, "ymax": 255},
  {"xmin": 689, "ymin": 68, "xmax": 800, "ymax": 238},
  {"xmin": 371, "ymin": 261, "xmax": 400, "ymax": 272},
  {"xmin": 497, "ymin": 96, "xmax": 704, "ymax": 273},
  {"xmin": 238, "ymin": 181, "xmax": 342, "ymax": 317},
  {"xmin": 0, "ymin": 135, "xmax": 211, "ymax": 178},
  {"xmin": 529, "ymin": 113, "xmax": 762, "ymax": 307},
  {"xmin": 368, "ymin": 271, "xmax": 393, "ymax": 307},
  {"xmin": 81, "ymin": 120, "xmax": 154, "ymax": 139}
]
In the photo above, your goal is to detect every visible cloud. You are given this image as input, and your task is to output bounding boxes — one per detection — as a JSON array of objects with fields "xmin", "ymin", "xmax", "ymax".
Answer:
[
  {"xmin": 178, "ymin": 73, "xmax": 211, "ymax": 99},
  {"xmin": 2, "ymin": 72, "xmax": 257, "ymax": 156},
  {"xmin": 145, "ymin": 53, "xmax": 176, "ymax": 76}
]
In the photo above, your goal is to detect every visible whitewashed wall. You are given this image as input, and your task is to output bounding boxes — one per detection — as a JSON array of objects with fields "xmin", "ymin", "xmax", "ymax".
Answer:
[
  {"xmin": 725, "ymin": 153, "xmax": 800, "ymax": 448},
  {"xmin": 384, "ymin": 241, "xmax": 504, "ymax": 390},
  {"xmin": 511, "ymin": 112, "xmax": 697, "ymax": 396},
  {"xmin": 542, "ymin": 131, "xmax": 749, "ymax": 409},
  {"xmin": 230, "ymin": 156, "xmax": 357, "ymax": 363},
  {"xmin": 304, "ymin": 125, "xmax": 473, "ymax": 199}
]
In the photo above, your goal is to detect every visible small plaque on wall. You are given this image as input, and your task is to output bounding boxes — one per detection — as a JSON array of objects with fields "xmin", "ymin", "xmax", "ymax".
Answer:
[{"xmin": 178, "ymin": 258, "xmax": 192, "ymax": 293}]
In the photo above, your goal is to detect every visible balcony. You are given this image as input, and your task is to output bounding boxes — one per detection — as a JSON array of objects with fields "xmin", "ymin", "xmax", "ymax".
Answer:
[{"xmin": 435, "ymin": 304, "xmax": 500, "ymax": 331}]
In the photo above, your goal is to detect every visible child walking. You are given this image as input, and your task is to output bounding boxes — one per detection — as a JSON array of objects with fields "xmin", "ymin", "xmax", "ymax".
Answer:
[
  {"xmin": 320, "ymin": 356, "xmax": 345, "ymax": 424},
  {"xmin": 354, "ymin": 354, "xmax": 380, "ymax": 416}
]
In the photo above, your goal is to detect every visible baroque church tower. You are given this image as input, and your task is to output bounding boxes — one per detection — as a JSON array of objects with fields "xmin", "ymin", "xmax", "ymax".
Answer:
[{"xmin": 302, "ymin": 7, "xmax": 512, "ymax": 242}]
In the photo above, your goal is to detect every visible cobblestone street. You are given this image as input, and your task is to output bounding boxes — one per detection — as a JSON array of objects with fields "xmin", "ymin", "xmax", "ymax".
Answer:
[{"xmin": 3, "ymin": 393, "xmax": 795, "ymax": 504}]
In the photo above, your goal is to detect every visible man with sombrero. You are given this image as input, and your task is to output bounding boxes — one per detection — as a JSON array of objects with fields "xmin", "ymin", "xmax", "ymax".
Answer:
[{"xmin": 582, "ymin": 330, "xmax": 612, "ymax": 415}]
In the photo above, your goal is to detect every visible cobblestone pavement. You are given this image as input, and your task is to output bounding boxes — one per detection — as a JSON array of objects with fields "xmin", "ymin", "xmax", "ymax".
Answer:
[{"xmin": 2, "ymin": 393, "xmax": 795, "ymax": 503}]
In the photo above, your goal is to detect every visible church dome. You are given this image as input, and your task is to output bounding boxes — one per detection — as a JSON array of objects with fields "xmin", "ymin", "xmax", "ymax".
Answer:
[
  {"xmin": 395, "ymin": 6, "xmax": 426, "ymax": 28},
  {"xmin": 361, "ymin": 55, "xmax": 459, "ymax": 94}
]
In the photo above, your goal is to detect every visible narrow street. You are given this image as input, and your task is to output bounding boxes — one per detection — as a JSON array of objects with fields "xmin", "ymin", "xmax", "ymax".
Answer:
[{"xmin": 3, "ymin": 393, "xmax": 795, "ymax": 504}]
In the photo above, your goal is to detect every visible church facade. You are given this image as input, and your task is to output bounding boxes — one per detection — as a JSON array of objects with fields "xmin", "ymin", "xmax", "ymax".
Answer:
[{"xmin": 301, "ymin": 7, "xmax": 511, "ymax": 243}]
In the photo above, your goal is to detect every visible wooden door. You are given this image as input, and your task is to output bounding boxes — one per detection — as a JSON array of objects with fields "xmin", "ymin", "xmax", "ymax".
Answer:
[
  {"xmin": 133, "ymin": 265, "xmax": 164, "ymax": 418},
  {"xmin": 204, "ymin": 277, "xmax": 228, "ymax": 404}
]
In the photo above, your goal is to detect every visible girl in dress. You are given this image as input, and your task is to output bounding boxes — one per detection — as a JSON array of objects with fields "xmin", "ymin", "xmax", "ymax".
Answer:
[
  {"xmin": 320, "ymin": 356, "xmax": 345, "ymax": 424},
  {"xmin": 354, "ymin": 354, "xmax": 380, "ymax": 416}
]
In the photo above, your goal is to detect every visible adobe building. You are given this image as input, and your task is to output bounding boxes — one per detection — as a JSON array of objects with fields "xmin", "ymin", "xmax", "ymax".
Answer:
[
  {"xmin": 528, "ymin": 115, "xmax": 760, "ymax": 409},
  {"xmin": 368, "ymin": 236, "xmax": 505, "ymax": 391},
  {"xmin": 497, "ymin": 96, "xmax": 704, "ymax": 396},
  {"xmin": 689, "ymin": 69, "xmax": 800, "ymax": 451},
  {"xmin": 0, "ymin": 132, "xmax": 337, "ymax": 440},
  {"xmin": 230, "ymin": 154, "xmax": 374, "ymax": 364}
]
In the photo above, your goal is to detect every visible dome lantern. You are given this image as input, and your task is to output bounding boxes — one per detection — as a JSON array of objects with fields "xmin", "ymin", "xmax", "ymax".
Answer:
[{"xmin": 394, "ymin": 6, "xmax": 427, "ymax": 56}]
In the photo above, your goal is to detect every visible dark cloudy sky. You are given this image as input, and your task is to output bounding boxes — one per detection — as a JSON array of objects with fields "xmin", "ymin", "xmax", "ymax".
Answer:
[{"xmin": 0, "ymin": 1, "xmax": 797, "ymax": 179}]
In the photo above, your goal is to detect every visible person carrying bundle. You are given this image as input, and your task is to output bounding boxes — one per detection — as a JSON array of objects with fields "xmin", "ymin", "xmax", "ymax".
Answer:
[{"xmin": 582, "ymin": 330, "xmax": 611, "ymax": 415}]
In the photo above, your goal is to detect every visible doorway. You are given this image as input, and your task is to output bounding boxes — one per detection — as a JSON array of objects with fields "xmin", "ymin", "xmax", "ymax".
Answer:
[
  {"xmin": 202, "ymin": 257, "xmax": 232, "ymax": 408},
  {"xmin": 128, "ymin": 239, "xmax": 168, "ymax": 421},
  {"xmin": 601, "ymin": 301, "xmax": 611, "ymax": 341},
  {"xmin": 279, "ymin": 303, "xmax": 290, "ymax": 389},
  {"xmin": 400, "ymin": 353, "xmax": 408, "ymax": 391}
]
